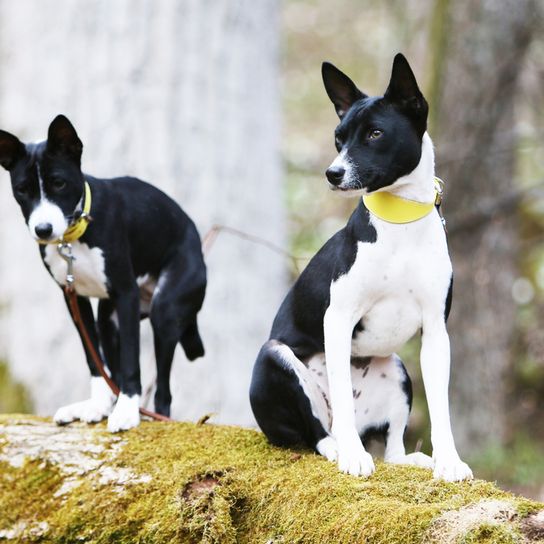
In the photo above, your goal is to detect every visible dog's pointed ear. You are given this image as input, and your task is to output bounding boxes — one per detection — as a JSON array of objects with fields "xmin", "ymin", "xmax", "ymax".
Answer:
[
  {"xmin": 0, "ymin": 130, "xmax": 25, "ymax": 171},
  {"xmin": 47, "ymin": 115, "xmax": 83, "ymax": 160},
  {"xmin": 384, "ymin": 54, "xmax": 428, "ymax": 128},
  {"xmin": 322, "ymin": 62, "xmax": 367, "ymax": 119}
]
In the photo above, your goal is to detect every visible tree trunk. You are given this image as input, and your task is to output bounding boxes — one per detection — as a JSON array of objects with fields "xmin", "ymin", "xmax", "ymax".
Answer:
[
  {"xmin": 0, "ymin": 0, "xmax": 285, "ymax": 426},
  {"xmin": 432, "ymin": 0, "xmax": 539, "ymax": 451}
]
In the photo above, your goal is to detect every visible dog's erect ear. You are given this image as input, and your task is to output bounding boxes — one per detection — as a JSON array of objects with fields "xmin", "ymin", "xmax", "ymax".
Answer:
[
  {"xmin": 47, "ymin": 115, "xmax": 83, "ymax": 160},
  {"xmin": 0, "ymin": 130, "xmax": 25, "ymax": 171},
  {"xmin": 322, "ymin": 62, "xmax": 367, "ymax": 119},
  {"xmin": 384, "ymin": 54, "xmax": 428, "ymax": 129}
]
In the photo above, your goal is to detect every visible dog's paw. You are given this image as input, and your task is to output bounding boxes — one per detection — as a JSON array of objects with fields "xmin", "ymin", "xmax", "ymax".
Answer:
[
  {"xmin": 316, "ymin": 436, "xmax": 338, "ymax": 462},
  {"xmin": 387, "ymin": 452, "xmax": 434, "ymax": 469},
  {"xmin": 107, "ymin": 393, "xmax": 140, "ymax": 433},
  {"xmin": 53, "ymin": 377, "xmax": 116, "ymax": 426},
  {"xmin": 54, "ymin": 398, "xmax": 113, "ymax": 425},
  {"xmin": 433, "ymin": 453, "xmax": 473, "ymax": 482},
  {"xmin": 336, "ymin": 434, "xmax": 375, "ymax": 477}
]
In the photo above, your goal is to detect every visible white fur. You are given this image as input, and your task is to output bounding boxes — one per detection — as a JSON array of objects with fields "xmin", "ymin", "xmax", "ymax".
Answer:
[
  {"xmin": 44, "ymin": 241, "xmax": 109, "ymax": 298},
  {"xmin": 53, "ymin": 377, "xmax": 116, "ymax": 424},
  {"xmin": 107, "ymin": 393, "xmax": 140, "ymax": 433},
  {"xmin": 27, "ymin": 163, "xmax": 68, "ymax": 241},
  {"xmin": 324, "ymin": 134, "xmax": 472, "ymax": 481},
  {"xmin": 137, "ymin": 273, "xmax": 157, "ymax": 314},
  {"xmin": 28, "ymin": 200, "xmax": 68, "ymax": 241}
]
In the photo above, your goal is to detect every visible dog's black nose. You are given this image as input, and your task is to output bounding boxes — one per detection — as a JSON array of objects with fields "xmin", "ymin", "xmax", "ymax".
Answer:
[
  {"xmin": 326, "ymin": 165, "xmax": 345, "ymax": 186},
  {"xmin": 35, "ymin": 223, "xmax": 53, "ymax": 239}
]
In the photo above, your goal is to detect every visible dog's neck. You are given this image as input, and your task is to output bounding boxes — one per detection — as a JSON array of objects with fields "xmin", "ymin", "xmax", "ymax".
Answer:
[{"xmin": 380, "ymin": 132, "xmax": 436, "ymax": 203}]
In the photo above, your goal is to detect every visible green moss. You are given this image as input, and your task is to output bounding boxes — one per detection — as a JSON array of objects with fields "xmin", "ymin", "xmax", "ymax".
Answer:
[{"xmin": 0, "ymin": 416, "xmax": 542, "ymax": 543}]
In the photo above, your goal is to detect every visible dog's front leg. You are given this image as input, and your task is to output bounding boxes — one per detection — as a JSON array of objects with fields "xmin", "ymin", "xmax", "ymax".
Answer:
[
  {"xmin": 107, "ymin": 286, "xmax": 141, "ymax": 432},
  {"xmin": 54, "ymin": 295, "xmax": 116, "ymax": 425},
  {"xmin": 420, "ymin": 317, "xmax": 473, "ymax": 481},
  {"xmin": 323, "ymin": 307, "xmax": 374, "ymax": 476}
]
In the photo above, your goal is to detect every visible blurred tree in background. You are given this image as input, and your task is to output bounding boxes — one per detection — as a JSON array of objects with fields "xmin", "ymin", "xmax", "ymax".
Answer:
[{"xmin": 432, "ymin": 0, "xmax": 539, "ymax": 452}]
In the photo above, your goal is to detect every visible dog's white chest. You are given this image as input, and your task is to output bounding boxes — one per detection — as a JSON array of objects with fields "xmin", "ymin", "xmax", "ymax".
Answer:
[
  {"xmin": 44, "ymin": 242, "xmax": 109, "ymax": 298},
  {"xmin": 332, "ymin": 213, "xmax": 452, "ymax": 357}
]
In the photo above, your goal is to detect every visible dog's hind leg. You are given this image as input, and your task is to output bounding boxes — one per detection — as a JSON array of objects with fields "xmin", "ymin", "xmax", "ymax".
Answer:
[
  {"xmin": 250, "ymin": 340, "xmax": 329, "ymax": 450},
  {"xmin": 149, "ymin": 251, "xmax": 206, "ymax": 416}
]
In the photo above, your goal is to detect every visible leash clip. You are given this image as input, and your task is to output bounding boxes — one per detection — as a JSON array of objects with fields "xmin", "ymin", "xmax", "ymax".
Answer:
[
  {"xmin": 434, "ymin": 176, "xmax": 445, "ymax": 207},
  {"xmin": 434, "ymin": 177, "xmax": 447, "ymax": 232},
  {"xmin": 57, "ymin": 242, "xmax": 76, "ymax": 289}
]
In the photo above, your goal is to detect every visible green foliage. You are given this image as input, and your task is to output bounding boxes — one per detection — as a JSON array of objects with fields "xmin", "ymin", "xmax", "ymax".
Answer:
[{"xmin": 468, "ymin": 434, "xmax": 544, "ymax": 489}]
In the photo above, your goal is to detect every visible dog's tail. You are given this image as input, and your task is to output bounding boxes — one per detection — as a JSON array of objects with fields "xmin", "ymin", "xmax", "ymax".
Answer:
[{"xmin": 180, "ymin": 320, "xmax": 205, "ymax": 361}]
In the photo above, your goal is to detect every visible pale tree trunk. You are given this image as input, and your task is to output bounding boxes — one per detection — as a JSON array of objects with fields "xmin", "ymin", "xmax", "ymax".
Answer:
[
  {"xmin": 432, "ymin": 0, "xmax": 540, "ymax": 451},
  {"xmin": 0, "ymin": 0, "xmax": 284, "ymax": 426}
]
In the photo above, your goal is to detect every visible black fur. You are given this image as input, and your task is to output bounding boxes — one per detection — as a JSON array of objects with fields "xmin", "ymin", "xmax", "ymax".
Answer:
[{"xmin": 270, "ymin": 202, "xmax": 376, "ymax": 361}]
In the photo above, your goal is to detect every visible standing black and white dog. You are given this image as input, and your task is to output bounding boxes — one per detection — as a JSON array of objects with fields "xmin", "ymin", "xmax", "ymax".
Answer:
[
  {"xmin": 250, "ymin": 54, "xmax": 473, "ymax": 481},
  {"xmin": 0, "ymin": 115, "xmax": 206, "ymax": 432}
]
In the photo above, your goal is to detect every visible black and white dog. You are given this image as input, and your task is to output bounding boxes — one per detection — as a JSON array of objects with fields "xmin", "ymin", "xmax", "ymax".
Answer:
[
  {"xmin": 250, "ymin": 54, "xmax": 473, "ymax": 481},
  {"xmin": 0, "ymin": 115, "xmax": 206, "ymax": 432}
]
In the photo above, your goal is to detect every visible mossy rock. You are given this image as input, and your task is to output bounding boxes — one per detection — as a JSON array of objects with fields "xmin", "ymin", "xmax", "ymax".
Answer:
[{"xmin": 0, "ymin": 415, "xmax": 542, "ymax": 543}]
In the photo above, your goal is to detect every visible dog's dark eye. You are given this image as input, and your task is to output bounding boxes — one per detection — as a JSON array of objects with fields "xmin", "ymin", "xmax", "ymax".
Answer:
[
  {"xmin": 335, "ymin": 136, "xmax": 343, "ymax": 150},
  {"xmin": 367, "ymin": 129, "xmax": 383, "ymax": 140},
  {"xmin": 51, "ymin": 178, "xmax": 66, "ymax": 191}
]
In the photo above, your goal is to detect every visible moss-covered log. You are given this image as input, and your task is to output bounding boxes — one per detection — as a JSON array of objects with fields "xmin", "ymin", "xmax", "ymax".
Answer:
[{"xmin": 0, "ymin": 415, "xmax": 542, "ymax": 543}]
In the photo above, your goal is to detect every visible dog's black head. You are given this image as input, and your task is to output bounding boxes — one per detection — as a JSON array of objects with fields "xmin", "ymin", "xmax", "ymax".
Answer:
[
  {"xmin": 322, "ymin": 53, "xmax": 429, "ymax": 195},
  {"xmin": 0, "ymin": 115, "xmax": 85, "ymax": 242}
]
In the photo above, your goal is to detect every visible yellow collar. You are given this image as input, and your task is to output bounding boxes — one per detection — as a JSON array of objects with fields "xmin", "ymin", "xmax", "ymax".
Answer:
[
  {"xmin": 363, "ymin": 178, "xmax": 443, "ymax": 224},
  {"xmin": 46, "ymin": 181, "xmax": 92, "ymax": 244}
]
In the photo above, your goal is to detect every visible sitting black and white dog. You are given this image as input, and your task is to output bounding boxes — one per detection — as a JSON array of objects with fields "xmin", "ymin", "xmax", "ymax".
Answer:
[
  {"xmin": 0, "ymin": 115, "xmax": 206, "ymax": 432},
  {"xmin": 250, "ymin": 54, "xmax": 473, "ymax": 481}
]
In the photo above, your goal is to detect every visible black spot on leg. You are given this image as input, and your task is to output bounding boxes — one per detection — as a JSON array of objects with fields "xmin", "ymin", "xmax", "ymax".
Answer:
[
  {"xmin": 361, "ymin": 422, "xmax": 389, "ymax": 448},
  {"xmin": 352, "ymin": 356, "xmax": 371, "ymax": 370},
  {"xmin": 381, "ymin": 373, "xmax": 387, "ymax": 378},
  {"xmin": 352, "ymin": 389, "xmax": 361, "ymax": 399},
  {"xmin": 362, "ymin": 366, "xmax": 369, "ymax": 378},
  {"xmin": 364, "ymin": 408, "xmax": 369, "ymax": 415},
  {"xmin": 352, "ymin": 320, "xmax": 365, "ymax": 338},
  {"xmin": 317, "ymin": 371, "xmax": 323, "ymax": 377}
]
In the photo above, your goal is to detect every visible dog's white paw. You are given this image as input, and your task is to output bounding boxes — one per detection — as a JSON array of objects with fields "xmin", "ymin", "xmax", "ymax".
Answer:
[
  {"xmin": 387, "ymin": 452, "xmax": 434, "ymax": 469},
  {"xmin": 107, "ymin": 393, "xmax": 140, "ymax": 433},
  {"xmin": 54, "ymin": 399, "xmax": 111, "ymax": 424},
  {"xmin": 433, "ymin": 453, "xmax": 473, "ymax": 482},
  {"xmin": 54, "ymin": 378, "xmax": 116, "ymax": 425},
  {"xmin": 53, "ymin": 378, "xmax": 115, "ymax": 425},
  {"xmin": 335, "ymin": 434, "xmax": 375, "ymax": 477},
  {"xmin": 316, "ymin": 436, "xmax": 338, "ymax": 462}
]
